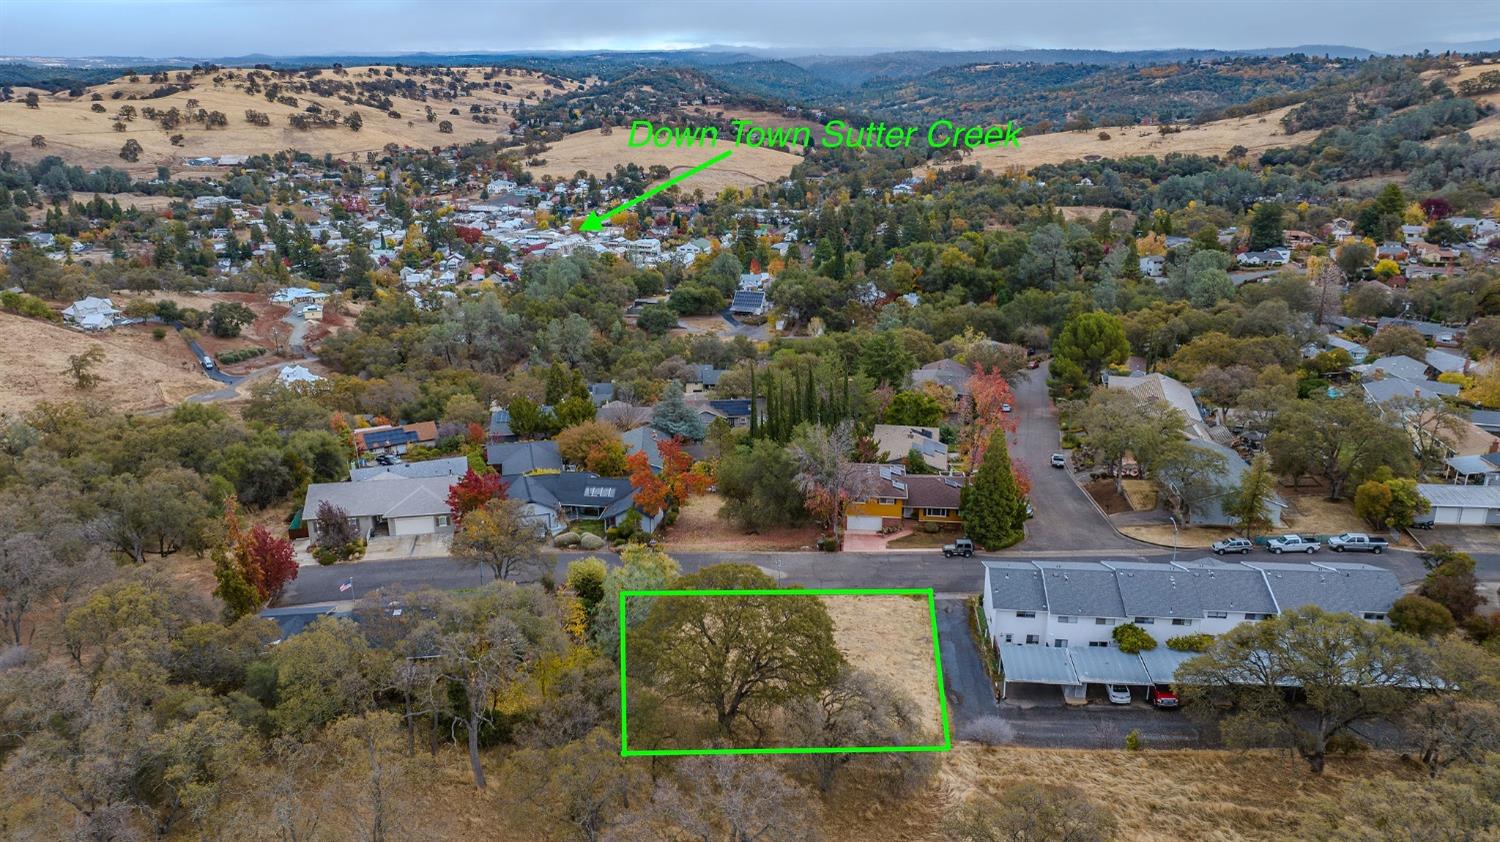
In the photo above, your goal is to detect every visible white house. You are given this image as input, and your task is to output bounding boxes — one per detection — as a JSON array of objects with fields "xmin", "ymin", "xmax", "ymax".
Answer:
[
  {"xmin": 62, "ymin": 296, "xmax": 122, "ymax": 331},
  {"xmin": 982, "ymin": 557, "xmax": 1401, "ymax": 698},
  {"xmin": 277, "ymin": 365, "xmax": 323, "ymax": 387}
]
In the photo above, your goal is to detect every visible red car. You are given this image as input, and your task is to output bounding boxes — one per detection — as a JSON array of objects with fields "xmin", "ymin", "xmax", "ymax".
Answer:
[
  {"xmin": 1027, "ymin": 359, "xmax": 1040, "ymax": 369},
  {"xmin": 1148, "ymin": 686, "xmax": 1179, "ymax": 709}
]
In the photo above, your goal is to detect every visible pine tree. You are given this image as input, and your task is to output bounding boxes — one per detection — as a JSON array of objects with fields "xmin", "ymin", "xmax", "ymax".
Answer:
[
  {"xmin": 961, "ymin": 428, "xmax": 1027, "ymax": 550},
  {"xmin": 652, "ymin": 380, "xmax": 707, "ymax": 440}
]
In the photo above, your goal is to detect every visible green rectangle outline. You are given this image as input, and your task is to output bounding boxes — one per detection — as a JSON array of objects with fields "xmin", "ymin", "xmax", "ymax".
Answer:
[{"xmin": 618, "ymin": 586, "xmax": 953, "ymax": 757}]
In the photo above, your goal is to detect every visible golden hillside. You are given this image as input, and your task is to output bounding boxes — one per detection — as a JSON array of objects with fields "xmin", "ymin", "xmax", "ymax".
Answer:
[{"xmin": 0, "ymin": 65, "xmax": 585, "ymax": 174}]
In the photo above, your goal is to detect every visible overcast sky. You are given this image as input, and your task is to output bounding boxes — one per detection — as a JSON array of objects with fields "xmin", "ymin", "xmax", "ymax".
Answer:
[{"xmin": 3, "ymin": 0, "xmax": 1496, "ymax": 58}]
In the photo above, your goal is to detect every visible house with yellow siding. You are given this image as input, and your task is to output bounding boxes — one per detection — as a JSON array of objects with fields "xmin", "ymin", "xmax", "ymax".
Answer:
[{"xmin": 846, "ymin": 465, "xmax": 967, "ymax": 532}]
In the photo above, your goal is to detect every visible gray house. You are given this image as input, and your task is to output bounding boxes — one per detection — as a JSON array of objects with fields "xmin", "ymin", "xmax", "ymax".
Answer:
[{"xmin": 302, "ymin": 475, "xmax": 458, "ymax": 539}]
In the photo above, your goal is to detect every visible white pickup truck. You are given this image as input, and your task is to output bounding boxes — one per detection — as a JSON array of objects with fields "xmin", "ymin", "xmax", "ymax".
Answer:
[
  {"xmin": 1267, "ymin": 534, "xmax": 1320, "ymax": 554},
  {"xmin": 1328, "ymin": 532, "xmax": 1389, "ymax": 554}
]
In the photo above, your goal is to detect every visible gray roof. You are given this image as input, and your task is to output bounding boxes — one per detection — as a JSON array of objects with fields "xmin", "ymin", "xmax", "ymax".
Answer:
[
  {"xmin": 1034, "ymin": 561, "xmax": 1126, "ymax": 619},
  {"xmin": 506, "ymin": 471, "xmax": 640, "ymax": 521},
  {"xmin": 485, "ymin": 441, "xmax": 563, "ymax": 474},
  {"xmin": 1377, "ymin": 317, "xmax": 1448, "ymax": 338},
  {"xmin": 1169, "ymin": 439, "xmax": 1286, "ymax": 527},
  {"xmin": 1425, "ymin": 348, "xmax": 1467, "ymax": 374},
  {"xmin": 1364, "ymin": 355, "xmax": 1429, "ymax": 382},
  {"xmin": 1138, "ymin": 648, "xmax": 1200, "ymax": 685},
  {"xmin": 1244, "ymin": 561, "xmax": 1403, "ymax": 615},
  {"xmin": 1418, "ymin": 483, "xmax": 1500, "ymax": 509},
  {"xmin": 998, "ymin": 644, "xmax": 1078, "ymax": 685},
  {"xmin": 302, "ymin": 475, "xmax": 457, "ymax": 521},
  {"xmin": 1102, "ymin": 560, "xmax": 1205, "ymax": 619},
  {"xmin": 984, "ymin": 561, "xmax": 1048, "ymax": 612},
  {"xmin": 1470, "ymin": 410, "xmax": 1500, "ymax": 432},
  {"xmin": 1361, "ymin": 377, "xmax": 1459, "ymax": 404},
  {"xmin": 620, "ymin": 426, "xmax": 666, "ymax": 470},
  {"xmin": 350, "ymin": 455, "xmax": 470, "ymax": 482},
  {"xmin": 1068, "ymin": 646, "xmax": 1153, "ymax": 685},
  {"xmin": 1170, "ymin": 558, "xmax": 1279, "ymax": 615}
]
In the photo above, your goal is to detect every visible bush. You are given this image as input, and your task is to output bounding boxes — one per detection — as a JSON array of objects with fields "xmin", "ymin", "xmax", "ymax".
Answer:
[
  {"xmin": 216, "ymin": 346, "xmax": 267, "ymax": 365},
  {"xmin": 923, "ymin": 521, "xmax": 940, "ymax": 534},
  {"xmin": 152, "ymin": 327, "xmax": 167, "ymax": 340},
  {"xmin": 554, "ymin": 531, "xmax": 581, "ymax": 548},
  {"xmin": 817, "ymin": 535, "xmax": 838, "ymax": 552},
  {"xmin": 1166, "ymin": 633, "xmax": 1214, "ymax": 652},
  {"xmin": 313, "ymin": 538, "xmax": 365, "ymax": 565},
  {"xmin": 579, "ymin": 533, "xmax": 605, "ymax": 551},
  {"xmin": 1112, "ymin": 623, "xmax": 1157, "ymax": 653},
  {"xmin": 1124, "ymin": 729, "xmax": 1142, "ymax": 751}
]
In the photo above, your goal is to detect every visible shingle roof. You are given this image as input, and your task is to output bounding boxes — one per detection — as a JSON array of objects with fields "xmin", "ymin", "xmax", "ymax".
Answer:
[
  {"xmin": 485, "ymin": 441, "xmax": 563, "ymax": 474},
  {"xmin": 302, "ymin": 475, "xmax": 457, "ymax": 521},
  {"xmin": 905, "ymin": 475, "xmax": 966, "ymax": 509},
  {"xmin": 1034, "ymin": 561, "xmax": 1126, "ymax": 619},
  {"xmin": 1244, "ymin": 561, "xmax": 1402, "ymax": 615},
  {"xmin": 1106, "ymin": 373, "xmax": 1203, "ymax": 424},
  {"xmin": 984, "ymin": 561, "xmax": 1048, "ymax": 612},
  {"xmin": 1170, "ymin": 558, "xmax": 1279, "ymax": 614},
  {"xmin": 350, "ymin": 455, "xmax": 469, "ymax": 482},
  {"xmin": 1102, "ymin": 560, "xmax": 1205, "ymax": 619},
  {"xmin": 1364, "ymin": 355, "xmax": 1429, "ymax": 382}
]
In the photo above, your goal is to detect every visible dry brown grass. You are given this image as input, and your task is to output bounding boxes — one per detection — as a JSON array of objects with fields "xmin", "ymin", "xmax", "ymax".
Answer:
[
  {"xmin": 1282, "ymin": 492, "xmax": 1367, "ymax": 536},
  {"xmin": 927, "ymin": 105, "xmax": 1322, "ymax": 172},
  {"xmin": 531, "ymin": 128, "xmax": 801, "ymax": 194},
  {"xmin": 660, "ymin": 493, "xmax": 820, "ymax": 552},
  {"xmin": 1120, "ymin": 478, "xmax": 1159, "ymax": 511},
  {"xmin": 823, "ymin": 594, "xmax": 943, "ymax": 740},
  {"xmin": 0, "ymin": 311, "xmax": 213, "ymax": 415},
  {"xmin": 1119, "ymin": 523, "xmax": 1239, "ymax": 548},
  {"xmin": 0, "ymin": 66, "xmax": 582, "ymax": 175},
  {"xmin": 1424, "ymin": 61, "xmax": 1500, "ymax": 141}
]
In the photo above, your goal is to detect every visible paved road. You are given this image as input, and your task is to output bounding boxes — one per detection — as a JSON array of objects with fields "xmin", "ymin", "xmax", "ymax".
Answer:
[{"xmin": 1011, "ymin": 362, "xmax": 1148, "ymax": 553}]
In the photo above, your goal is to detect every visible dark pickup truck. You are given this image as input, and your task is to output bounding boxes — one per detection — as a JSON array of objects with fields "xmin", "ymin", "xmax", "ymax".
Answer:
[{"xmin": 1327, "ymin": 532, "xmax": 1389, "ymax": 553}]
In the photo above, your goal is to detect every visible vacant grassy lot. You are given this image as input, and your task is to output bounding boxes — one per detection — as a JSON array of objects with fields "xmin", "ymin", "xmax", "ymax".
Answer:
[
  {"xmin": 0, "ymin": 311, "xmax": 212, "ymax": 415},
  {"xmin": 661, "ymin": 493, "xmax": 820, "ymax": 552}
]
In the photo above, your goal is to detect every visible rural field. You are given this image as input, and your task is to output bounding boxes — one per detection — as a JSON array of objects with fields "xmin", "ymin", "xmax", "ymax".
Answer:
[
  {"xmin": 531, "ymin": 126, "xmax": 802, "ymax": 193},
  {"xmin": 0, "ymin": 311, "xmax": 211, "ymax": 415},
  {"xmin": 932, "ymin": 104, "xmax": 1323, "ymax": 172},
  {"xmin": 0, "ymin": 65, "xmax": 584, "ymax": 175}
]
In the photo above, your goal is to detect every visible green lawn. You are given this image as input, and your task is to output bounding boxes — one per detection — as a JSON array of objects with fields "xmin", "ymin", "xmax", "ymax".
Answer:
[{"xmin": 571, "ymin": 519, "xmax": 607, "ymax": 537}]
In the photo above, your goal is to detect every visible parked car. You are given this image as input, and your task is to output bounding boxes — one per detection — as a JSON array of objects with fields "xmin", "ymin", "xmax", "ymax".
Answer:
[
  {"xmin": 202, "ymin": 355, "xmax": 215, "ymax": 370},
  {"xmin": 375, "ymin": 454, "xmax": 398, "ymax": 466},
  {"xmin": 1050, "ymin": 452, "xmax": 1067, "ymax": 469},
  {"xmin": 1211, "ymin": 537, "xmax": 1253, "ymax": 555},
  {"xmin": 1411, "ymin": 513, "xmax": 1435, "ymax": 530},
  {"xmin": 1148, "ymin": 686, "xmax": 1179, "ymax": 709},
  {"xmin": 1001, "ymin": 403, "xmax": 1012, "ymax": 413},
  {"xmin": 943, "ymin": 538, "xmax": 974, "ymax": 558},
  {"xmin": 1106, "ymin": 685, "xmax": 1132, "ymax": 705},
  {"xmin": 1267, "ymin": 534, "xmax": 1320, "ymax": 554},
  {"xmin": 1328, "ymin": 532, "xmax": 1389, "ymax": 553},
  {"xmin": 1027, "ymin": 359, "xmax": 1040, "ymax": 369}
]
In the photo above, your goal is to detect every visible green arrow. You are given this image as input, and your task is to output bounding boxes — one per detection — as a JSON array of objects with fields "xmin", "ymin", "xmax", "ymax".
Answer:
[{"xmin": 579, "ymin": 148, "xmax": 734, "ymax": 232}]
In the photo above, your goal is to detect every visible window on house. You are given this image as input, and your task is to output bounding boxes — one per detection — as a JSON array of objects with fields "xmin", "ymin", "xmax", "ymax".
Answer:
[
  {"xmin": 1053, "ymin": 638, "xmax": 1068, "ymax": 648},
  {"xmin": 1206, "ymin": 611, "xmax": 1228, "ymax": 619},
  {"xmin": 1089, "ymin": 641, "xmax": 1109, "ymax": 648},
  {"xmin": 1002, "ymin": 634, "xmax": 1013, "ymax": 643},
  {"xmin": 436, "ymin": 514, "xmax": 450, "ymax": 527},
  {"xmin": 1363, "ymin": 612, "xmax": 1387, "ymax": 621},
  {"xmin": 1245, "ymin": 613, "xmax": 1272, "ymax": 621},
  {"xmin": 1171, "ymin": 618, "xmax": 1192, "ymax": 626},
  {"xmin": 926, "ymin": 508, "xmax": 951, "ymax": 517},
  {"xmin": 1133, "ymin": 617, "xmax": 1154, "ymax": 625},
  {"xmin": 1025, "ymin": 634, "xmax": 1039, "ymax": 645},
  {"xmin": 1095, "ymin": 617, "xmax": 1110, "ymax": 625},
  {"xmin": 1015, "ymin": 611, "xmax": 1036, "ymax": 619},
  {"xmin": 1057, "ymin": 616, "xmax": 1076, "ymax": 624}
]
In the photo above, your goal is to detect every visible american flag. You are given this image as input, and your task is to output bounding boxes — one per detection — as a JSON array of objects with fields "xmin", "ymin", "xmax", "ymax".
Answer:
[{"xmin": 338, "ymin": 577, "xmax": 353, "ymax": 593}]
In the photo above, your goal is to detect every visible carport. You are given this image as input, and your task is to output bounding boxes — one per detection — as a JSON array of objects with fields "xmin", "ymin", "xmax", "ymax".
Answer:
[
  {"xmin": 1139, "ymin": 648, "xmax": 1199, "ymax": 685},
  {"xmin": 1069, "ymin": 646, "xmax": 1153, "ymax": 690},
  {"xmin": 998, "ymin": 644, "xmax": 1080, "ymax": 701}
]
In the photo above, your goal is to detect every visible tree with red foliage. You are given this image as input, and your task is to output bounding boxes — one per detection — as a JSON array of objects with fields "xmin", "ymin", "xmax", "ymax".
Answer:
[
  {"xmin": 965, "ymin": 365, "xmax": 1032, "ymax": 496},
  {"xmin": 1419, "ymin": 197, "xmax": 1453, "ymax": 221},
  {"xmin": 454, "ymin": 225, "xmax": 483, "ymax": 244},
  {"xmin": 212, "ymin": 498, "xmax": 298, "ymax": 619},
  {"xmin": 627, "ymin": 437, "xmax": 712, "ymax": 517},
  {"xmin": 447, "ymin": 468, "xmax": 506, "ymax": 524}
]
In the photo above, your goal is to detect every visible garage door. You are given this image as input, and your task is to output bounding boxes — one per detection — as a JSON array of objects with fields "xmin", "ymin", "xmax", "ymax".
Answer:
[{"xmin": 847, "ymin": 515, "xmax": 883, "ymax": 533}]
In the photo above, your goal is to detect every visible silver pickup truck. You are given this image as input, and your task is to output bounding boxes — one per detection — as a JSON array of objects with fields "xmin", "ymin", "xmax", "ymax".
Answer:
[
  {"xmin": 1328, "ymin": 532, "xmax": 1389, "ymax": 554},
  {"xmin": 1267, "ymin": 534, "xmax": 1320, "ymax": 554}
]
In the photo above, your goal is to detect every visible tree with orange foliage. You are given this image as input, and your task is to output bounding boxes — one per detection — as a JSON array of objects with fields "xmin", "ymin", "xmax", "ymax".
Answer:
[
  {"xmin": 627, "ymin": 437, "xmax": 711, "ymax": 518},
  {"xmin": 212, "ymin": 498, "xmax": 298, "ymax": 620}
]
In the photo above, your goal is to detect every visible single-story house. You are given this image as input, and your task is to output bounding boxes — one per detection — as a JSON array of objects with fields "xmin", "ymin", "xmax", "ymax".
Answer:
[
  {"xmin": 1164, "ymin": 439, "xmax": 1287, "ymax": 528},
  {"xmin": 1417, "ymin": 483, "xmax": 1500, "ymax": 526},
  {"xmin": 350, "ymin": 455, "xmax": 470, "ymax": 482},
  {"xmin": 872, "ymin": 424, "xmax": 949, "ymax": 472},
  {"xmin": 685, "ymin": 399, "xmax": 753, "ymax": 429},
  {"xmin": 910, "ymin": 358, "xmax": 973, "ymax": 398},
  {"xmin": 1106, "ymin": 372, "xmax": 1209, "ymax": 438},
  {"xmin": 504, "ymin": 471, "xmax": 663, "ymax": 535},
  {"xmin": 485, "ymin": 440, "xmax": 563, "ymax": 475},
  {"xmin": 277, "ymin": 364, "xmax": 323, "ymax": 386},
  {"xmin": 902, "ymin": 474, "xmax": 966, "ymax": 524},
  {"xmin": 353, "ymin": 422, "xmax": 439, "ymax": 455},
  {"xmin": 487, "ymin": 407, "xmax": 515, "ymax": 442},
  {"xmin": 1236, "ymin": 248, "xmax": 1289, "ymax": 267},
  {"xmin": 621, "ymin": 426, "xmax": 670, "ymax": 471},
  {"xmin": 302, "ymin": 475, "xmax": 458, "ymax": 539}
]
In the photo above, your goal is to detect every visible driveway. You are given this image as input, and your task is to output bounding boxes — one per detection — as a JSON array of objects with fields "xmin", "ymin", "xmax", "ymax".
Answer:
[{"xmin": 1011, "ymin": 363, "xmax": 1148, "ymax": 553}]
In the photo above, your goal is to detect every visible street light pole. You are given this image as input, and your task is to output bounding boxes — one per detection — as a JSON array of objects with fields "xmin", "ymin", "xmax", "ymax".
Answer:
[{"xmin": 1169, "ymin": 516, "xmax": 1179, "ymax": 564}]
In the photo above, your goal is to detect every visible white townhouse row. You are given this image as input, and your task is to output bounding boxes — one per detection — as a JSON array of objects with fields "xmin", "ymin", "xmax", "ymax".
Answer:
[{"xmin": 981, "ymin": 557, "xmax": 1401, "ymax": 650}]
